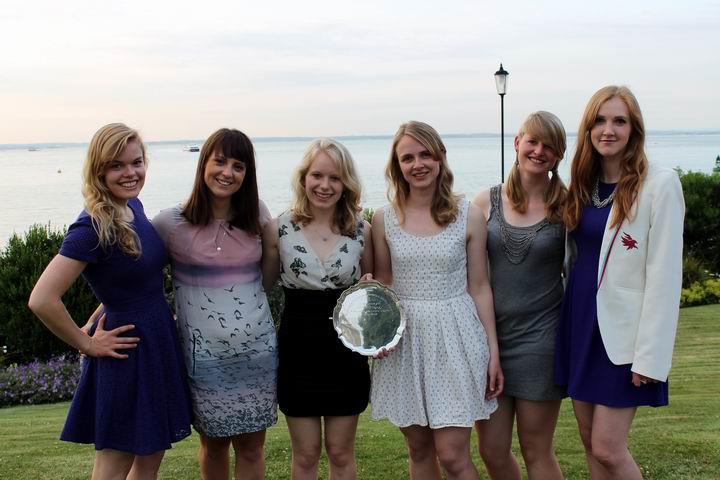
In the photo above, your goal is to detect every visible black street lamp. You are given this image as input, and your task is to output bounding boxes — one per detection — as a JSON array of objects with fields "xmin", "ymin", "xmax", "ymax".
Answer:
[{"xmin": 494, "ymin": 63, "xmax": 509, "ymax": 182}]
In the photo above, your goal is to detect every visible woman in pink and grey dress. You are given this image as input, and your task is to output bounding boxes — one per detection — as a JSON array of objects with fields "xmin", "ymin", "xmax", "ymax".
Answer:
[{"xmin": 153, "ymin": 128, "xmax": 277, "ymax": 480}]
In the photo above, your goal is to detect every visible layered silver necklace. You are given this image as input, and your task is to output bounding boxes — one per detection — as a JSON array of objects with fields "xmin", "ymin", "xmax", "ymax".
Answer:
[
  {"xmin": 493, "ymin": 186, "xmax": 548, "ymax": 265},
  {"xmin": 591, "ymin": 178, "xmax": 617, "ymax": 208}
]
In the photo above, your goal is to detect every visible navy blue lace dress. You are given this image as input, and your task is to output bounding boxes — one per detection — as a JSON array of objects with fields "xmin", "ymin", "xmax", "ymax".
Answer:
[{"xmin": 59, "ymin": 198, "xmax": 192, "ymax": 455}]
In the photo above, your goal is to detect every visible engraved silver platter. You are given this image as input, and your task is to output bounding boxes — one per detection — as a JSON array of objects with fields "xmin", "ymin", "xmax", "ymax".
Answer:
[{"xmin": 332, "ymin": 281, "xmax": 405, "ymax": 356}]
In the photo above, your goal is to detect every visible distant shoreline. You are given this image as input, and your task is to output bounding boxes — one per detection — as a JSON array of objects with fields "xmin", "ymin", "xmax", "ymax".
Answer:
[{"xmin": 3, "ymin": 130, "xmax": 720, "ymax": 151}]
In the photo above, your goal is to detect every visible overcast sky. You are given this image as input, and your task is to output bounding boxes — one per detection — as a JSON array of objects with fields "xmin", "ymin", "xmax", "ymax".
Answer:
[{"xmin": 1, "ymin": 0, "xmax": 718, "ymax": 143}]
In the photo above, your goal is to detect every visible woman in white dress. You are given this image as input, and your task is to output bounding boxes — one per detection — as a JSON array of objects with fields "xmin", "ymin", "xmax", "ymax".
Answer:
[{"xmin": 370, "ymin": 121, "xmax": 502, "ymax": 479}]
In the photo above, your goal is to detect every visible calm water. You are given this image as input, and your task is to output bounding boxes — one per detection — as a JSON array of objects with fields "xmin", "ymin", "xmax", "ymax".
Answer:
[{"xmin": 1, "ymin": 132, "xmax": 718, "ymax": 246}]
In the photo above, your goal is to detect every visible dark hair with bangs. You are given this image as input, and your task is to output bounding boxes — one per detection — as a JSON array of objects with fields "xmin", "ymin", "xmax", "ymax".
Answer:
[{"xmin": 182, "ymin": 128, "xmax": 262, "ymax": 235}]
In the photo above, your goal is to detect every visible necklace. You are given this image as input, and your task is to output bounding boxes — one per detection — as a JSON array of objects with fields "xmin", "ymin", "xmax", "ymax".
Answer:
[
  {"xmin": 306, "ymin": 224, "xmax": 335, "ymax": 242},
  {"xmin": 214, "ymin": 223, "xmax": 228, "ymax": 251},
  {"xmin": 591, "ymin": 178, "xmax": 617, "ymax": 208},
  {"xmin": 492, "ymin": 185, "xmax": 548, "ymax": 265}
]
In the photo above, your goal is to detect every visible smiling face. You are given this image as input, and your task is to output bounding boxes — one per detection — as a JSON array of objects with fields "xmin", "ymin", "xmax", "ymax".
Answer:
[
  {"xmin": 103, "ymin": 140, "xmax": 145, "ymax": 203},
  {"xmin": 304, "ymin": 151, "xmax": 344, "ymax": 211},
  {"xmin": 514, "ymin": 133, "xmax": 560, "ymax": 176},
  {"xmin": 590, "ymin": 96, "xmax": 632, "ymax": 162},
  {"xmin": 203, "ymin": 150, "xmax": 246, "ymax": 201},
  {"xmin": 395, "ymin": 134, "xmax": 440, "ymax": 190}
]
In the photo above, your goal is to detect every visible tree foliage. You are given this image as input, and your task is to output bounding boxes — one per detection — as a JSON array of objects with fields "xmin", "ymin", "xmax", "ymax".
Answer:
[
  {"xmin": 0, "ymin": 224, "xmax": 96, "ymax": 365},
  {"xmin": 677, "ymin": 169, "xmax": 720, "ymax": 279}
]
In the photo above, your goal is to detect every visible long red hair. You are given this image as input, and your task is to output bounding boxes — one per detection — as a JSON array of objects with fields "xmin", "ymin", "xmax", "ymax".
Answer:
[{"xmin": 564, "ymin": 86, "xmax": 648, "ymax": 231}]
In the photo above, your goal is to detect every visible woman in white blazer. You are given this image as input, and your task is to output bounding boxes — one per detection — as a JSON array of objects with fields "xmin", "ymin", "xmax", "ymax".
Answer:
[{"xmin": 554, "ymin": 85, "xmax": 684, "ymax": 479}]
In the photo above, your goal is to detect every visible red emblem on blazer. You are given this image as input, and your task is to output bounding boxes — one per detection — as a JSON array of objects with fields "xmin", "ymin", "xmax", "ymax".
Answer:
[{"xmin": 621, "ymin": 232, "xmax": 638, "ymax": 250}]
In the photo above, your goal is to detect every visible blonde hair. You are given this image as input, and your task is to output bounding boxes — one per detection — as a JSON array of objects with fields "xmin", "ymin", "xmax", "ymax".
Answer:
[
  {"xmin": 290, "ymin": 138, "xmax": 362, "ymax": 236},
  {"xmin": 82, "ymin": 123, "xmax": 146, "ymax": 258},
  {"xmin": 506, "ymin": 111, "xmax": 568, "ymax": 224},
  {"xmin": 564, "ymin": 86, "xmax": 648, "ymax": 231},
  {"xmin": 385, "ymin": 121, "xmax": 461, "ymax": 226}
]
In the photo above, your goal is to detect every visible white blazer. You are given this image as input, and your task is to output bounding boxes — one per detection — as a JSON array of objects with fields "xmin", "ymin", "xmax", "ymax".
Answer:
[{"xmin": 566, "ymin": 163, "xmax": 685, "ymax": 381}]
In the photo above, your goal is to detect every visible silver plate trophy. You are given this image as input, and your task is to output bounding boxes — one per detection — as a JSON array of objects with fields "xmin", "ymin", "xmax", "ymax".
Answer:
[{"xmin": 332, "ymin": 281, "xmax": 405, "ymax": 356}]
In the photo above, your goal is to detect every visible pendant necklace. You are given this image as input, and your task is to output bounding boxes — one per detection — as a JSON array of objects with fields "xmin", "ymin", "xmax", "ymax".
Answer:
[
  {"xmin": 214, "ymin": 223, "xmax": 228, "ymax": 251},
  {"xmin": 308, "ymin": 224, "xmax": 332, "ymax": 242}
]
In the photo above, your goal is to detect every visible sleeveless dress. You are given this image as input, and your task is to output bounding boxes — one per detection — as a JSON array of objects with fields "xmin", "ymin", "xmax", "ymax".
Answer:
[
  {"xmin": 59, "ymin": 198, "xmax": 192, "ymax": 455},
  {"xmin": 555, "ymin": 181, "xmax": 668, "ymax": 407},
  {"xmin": 276, "ymin": 212, "xmax": 370, "ymax": 417},
  {"xmin": 486, "ymin": 185, "xmax": 566, "ymax": 401},
  {"xmin": 153, "ymin": 205, "xmax": 278, "ymax": 437},
  {"xmin": 371, "ymin": 200, "xmax": 497, "ymax": 428}
]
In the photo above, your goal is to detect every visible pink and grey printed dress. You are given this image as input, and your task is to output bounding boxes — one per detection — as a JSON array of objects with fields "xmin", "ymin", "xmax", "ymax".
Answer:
[{"xmin": 153, "ymin": 203, "xmax": 277, "ymax": 437}]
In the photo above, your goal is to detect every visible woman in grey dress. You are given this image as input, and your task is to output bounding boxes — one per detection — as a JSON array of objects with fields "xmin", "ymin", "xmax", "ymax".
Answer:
[{"xmin": 472, "ymin": 111, "xmax": 567, "ymax": 480}]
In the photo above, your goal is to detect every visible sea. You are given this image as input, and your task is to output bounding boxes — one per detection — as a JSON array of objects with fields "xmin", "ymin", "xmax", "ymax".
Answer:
[{"xmin": 1, "ymin": 131, "xmax": 718, "ymax": 246}]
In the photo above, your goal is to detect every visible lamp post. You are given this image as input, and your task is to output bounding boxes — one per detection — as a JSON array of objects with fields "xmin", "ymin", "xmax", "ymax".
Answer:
[{"xmin": 494, "ymin": 63, "xmax": 509, "ymax": 182}]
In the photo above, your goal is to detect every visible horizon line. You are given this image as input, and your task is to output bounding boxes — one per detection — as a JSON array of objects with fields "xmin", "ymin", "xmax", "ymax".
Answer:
[{"xmin": 2, "ymin": 129, "xmax": 720, "ymax": 149}]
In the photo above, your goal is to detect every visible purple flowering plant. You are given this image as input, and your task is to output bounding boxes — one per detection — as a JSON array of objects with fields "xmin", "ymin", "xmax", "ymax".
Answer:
[{"xmin": 0, "ymin": 354, "xmax": 80, "ymax": 407}]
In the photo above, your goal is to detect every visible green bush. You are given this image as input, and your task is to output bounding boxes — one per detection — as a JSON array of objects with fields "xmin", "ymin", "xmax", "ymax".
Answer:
[
  {"xmin": 680, "ymin": 279, "xmax": 720, "ymax": 307},
  {"xmin": 683, "ymin": 254, "xmax": 710, "ymax": 287},
  {"xmin": 0, "ymin": 224, "xmax": 96, "ymax": 365},
  {"xmin": 678, "ymin": 169, "xmax": 720, "ymax": 278},
  {"xmin": 266, "ymin": 283, "xmax": 284, "ymax": 329},
  {"xmin": 362, "ymin": 207, "xmax": 374, "ymax": 223}
]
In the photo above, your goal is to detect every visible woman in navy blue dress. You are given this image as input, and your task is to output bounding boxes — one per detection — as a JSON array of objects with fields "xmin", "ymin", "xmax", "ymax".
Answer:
[
  {"xmin": 29, "ymin": 123, "xmax": 192, "ymax": 479},
  {"xmin": 555, "ymin": 86, "xmax": 684, "ymax": 479}
]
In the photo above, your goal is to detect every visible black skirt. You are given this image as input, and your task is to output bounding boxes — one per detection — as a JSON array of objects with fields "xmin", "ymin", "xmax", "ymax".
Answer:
[{"xmin": 277, "ymin": 287, "xmax": 370, "ymax": 417}]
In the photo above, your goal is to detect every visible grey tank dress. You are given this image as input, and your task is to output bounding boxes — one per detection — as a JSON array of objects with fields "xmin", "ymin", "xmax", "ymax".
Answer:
[{"xmin": 487, "ymin": 185, "xmax": 567, "ymax": 401}]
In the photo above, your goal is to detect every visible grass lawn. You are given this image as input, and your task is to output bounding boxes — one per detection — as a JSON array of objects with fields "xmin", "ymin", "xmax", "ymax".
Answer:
[{"xmin": 1, "ymin": 304, "xmax": 718, "ymax": 479}]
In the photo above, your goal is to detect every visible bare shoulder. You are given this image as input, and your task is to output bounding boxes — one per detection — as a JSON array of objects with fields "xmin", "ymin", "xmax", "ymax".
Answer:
[
  {"xmin": 471, "ymin": 189, "xmax": 492, "ymax": 221},
  {"xmin": 466, "ymin": 201, "xmax": 485, "ymax": 228},
  {"xmin": 371, "ymin": 207, "xmax": 386, "ymax": 226},
  {"xmin": 263, "ymin": 217, "xmax": 280, "ymax": 242}
]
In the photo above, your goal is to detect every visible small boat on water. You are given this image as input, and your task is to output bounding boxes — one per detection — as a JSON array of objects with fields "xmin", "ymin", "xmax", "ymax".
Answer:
[{"xmin": 182, "ymin": 145, "xmax": 200, "ymax": 152}]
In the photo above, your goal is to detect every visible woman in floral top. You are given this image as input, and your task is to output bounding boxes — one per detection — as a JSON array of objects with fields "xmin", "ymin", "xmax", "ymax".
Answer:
[{"xmin": 263, "ymin": 138, "xmax": 373, "ymax": 480}]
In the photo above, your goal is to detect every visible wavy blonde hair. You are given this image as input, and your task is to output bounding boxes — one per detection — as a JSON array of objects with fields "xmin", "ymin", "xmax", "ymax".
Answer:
[
  {"xmin": 385, "ymin": 121, "xmax": 461, "ymax": 226},
  {"xmin": 82, "ymin": 123, "xmax": 146, "ymax": 258},
  {"xmin": 290, "ymin": 138, "xmax": 362, "ymax": 237},
  {"xmin": 506, "ymin": 111, "xmax": 568, "ymax": 224},
  {"xmin": 564, "ymin": 86, "xmax": 648, "ymax": 231}
]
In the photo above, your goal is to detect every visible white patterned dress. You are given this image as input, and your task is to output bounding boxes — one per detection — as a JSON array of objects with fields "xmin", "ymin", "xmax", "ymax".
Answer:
[{"xmin": 371, "ymin": 200, "xmax": 497, "ymax": 428}]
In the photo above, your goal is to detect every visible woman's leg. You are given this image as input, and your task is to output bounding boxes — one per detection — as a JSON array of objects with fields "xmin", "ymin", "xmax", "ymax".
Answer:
[
  {"xmin": 432, "ymin": 426, "xmax": 479, "ymax": 480},
  {"xmin": 286, "ymin": 416, "xmax": 322, "ymax": 480},
  {"xmin": 127, "ymin": 451, "xmax": 165, "ymax": 480},
  {"xmin": 515, "ymin": 398, "xmax": 563, "ymax": 480},
  {"xmin": 572, "ymin": 400, "xmax": 607, "ymax": 479},
  {"xmin": 400, "ymin": 425, "xmax": 441, "ymax": 480},
  {"xmin": 475, "ymin": 395, "xmax": 521, "ymax": 480},
  {"xmin": 231, "ymin": 430, "xmax": 267, "ymax": 480},
  {"xmin": 199, "ymin": 435, "xmax": 232, "ymax": 480},
  {"xmin": 91, "ymin": 449, "xmax": 135, "ymax": 480},
  {"xmin": 572, "ymin": 400, "xmax": 642, "ymax": 480},
  {"xmin": 323, "ymin": 415, "xmax": 360, "ymax": 480},
  {"xmin": 589, "ymin": 405, "xmax": 642, "ymax": 480}
]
